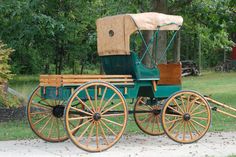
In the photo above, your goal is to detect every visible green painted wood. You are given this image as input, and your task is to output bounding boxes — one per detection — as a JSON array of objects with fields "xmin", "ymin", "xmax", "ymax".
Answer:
[
  {"xmin": 101, "ymin": 52, "xmax": 160, "ymax": 80},
  {"xmin": 41, "ymin": 81, "xmax": 181, "ymax": 102}
]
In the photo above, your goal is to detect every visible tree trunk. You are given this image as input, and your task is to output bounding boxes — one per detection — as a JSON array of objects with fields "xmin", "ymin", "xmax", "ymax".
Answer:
[
  {"xmin": 153, "ymin": 0, "xmax": 168, "ymax": 64},
  {"xmin": 173, "ymin": 31, "xmax": 181, "ymax": 62},
  {"xmin": 141, "ymin": 31, "xmax": 154, "ymax": 68},
  {"xmin": 198, "ymin": 35, "xmax": 202, "ymax": 73}
]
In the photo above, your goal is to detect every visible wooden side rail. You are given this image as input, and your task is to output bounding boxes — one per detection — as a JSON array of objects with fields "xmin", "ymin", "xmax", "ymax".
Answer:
[{"xmin": 40, "ymin": 75, "xmax": 134, "ymax": 87}]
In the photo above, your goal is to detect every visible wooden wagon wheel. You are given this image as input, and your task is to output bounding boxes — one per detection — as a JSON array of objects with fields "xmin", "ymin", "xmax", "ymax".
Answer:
[
  {"xmin": 64, "ymin": 81, "xmax": 128, "ymax": 152},
  {"xmin": 134, "ymin": 97, "xmax": 164, "ymax": 136},
  {"xmin": 161, "ymin": 90, "xmax": 211, "ymax": 144},
  {"xmin": 27, "ymin": 86, "xmax": 72, "ymax": 142}
]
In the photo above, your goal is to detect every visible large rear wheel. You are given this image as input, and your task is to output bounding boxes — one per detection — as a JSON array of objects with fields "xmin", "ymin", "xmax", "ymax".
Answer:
[{"xmin": 64, "ymin": 81, "xmax": 128, "ymax": 152}]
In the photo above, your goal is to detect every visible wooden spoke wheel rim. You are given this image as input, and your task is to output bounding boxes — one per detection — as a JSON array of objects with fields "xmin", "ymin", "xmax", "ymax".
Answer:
[
  {"xmin": 162, "ymin": 90, "xmax": 211, "ymax": 144},
  {"xmin": 65, "ymin": 81, "xmax": 128, "ymax": 152},
  {"xmin": 134, "ymin": 97, "xmax": 164, "ymax": 136},
  {"xmin": 27, "ymin": 86, "xmax": 69, "ymax": 142}
]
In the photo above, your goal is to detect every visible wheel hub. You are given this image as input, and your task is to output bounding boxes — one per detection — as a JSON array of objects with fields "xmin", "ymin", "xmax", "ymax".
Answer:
[
  {"xmin": 153, "ymin": 109, "xmax": 161, "ymax": 115},
  {"xmin": 93, "ymin": 113, "xmax": 101, "ymax": 121},
  {"xmin": 183, "ymin": 113, "xmax": 191, "ymax": 121},
  {"xmin": 52, "ymin": 105, "xmax": 65, "ymax": 118}
]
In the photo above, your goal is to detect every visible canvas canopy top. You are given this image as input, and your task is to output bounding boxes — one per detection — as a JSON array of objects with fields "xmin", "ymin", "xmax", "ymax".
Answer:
[{"xmin": 96, "ymin": 12, "xmax": 183, "ymax": 56}]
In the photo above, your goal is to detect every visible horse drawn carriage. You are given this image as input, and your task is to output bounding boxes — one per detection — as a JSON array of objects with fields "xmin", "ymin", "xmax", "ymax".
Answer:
[{"xmin": 27, "ymin": 12, "xmax": 236, "ymax": 152}]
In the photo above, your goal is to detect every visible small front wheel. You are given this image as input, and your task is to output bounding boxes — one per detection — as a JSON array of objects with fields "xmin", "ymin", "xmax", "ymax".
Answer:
[
  {"xmin": 134, "ymin": 97, "xmax": 164, "ymax": 136},
  {"xmin": 161, "ymin": 90, "xmax": 211, "ymax": 144}
]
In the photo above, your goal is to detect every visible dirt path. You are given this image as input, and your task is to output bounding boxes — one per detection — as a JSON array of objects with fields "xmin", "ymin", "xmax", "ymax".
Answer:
[{"xmin": 0, "ymin": 132, "xmax": 235, "ymax": 157}]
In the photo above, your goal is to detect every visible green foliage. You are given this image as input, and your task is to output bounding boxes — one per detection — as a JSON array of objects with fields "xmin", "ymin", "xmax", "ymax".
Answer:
[
  {"xmin": 0, "ymin": 0, "xmax": 235, "ymax": 74},
  {"xmin": 0, "ymin": 41, "xmax": 13, "ymax": 82}
]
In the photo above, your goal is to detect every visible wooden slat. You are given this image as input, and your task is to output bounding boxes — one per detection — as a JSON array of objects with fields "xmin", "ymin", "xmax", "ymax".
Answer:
[
  {"xmin": 61, "ymin": 75, "xmax": 132, "ymax": 79},
  {"xmin": 39, "ymin": 74, "xmax": 134, "ymax": 87},
  {"xmin": 62, "ymin": 79, "xmax": 133, "ymax": 83}
]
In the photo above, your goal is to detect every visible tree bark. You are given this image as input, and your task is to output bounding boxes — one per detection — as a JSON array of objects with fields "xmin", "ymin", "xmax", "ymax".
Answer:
[
  {"xmin": 173, "ymin": 31, "xmax": 181, "ymax": 62},
  {"xmin": 153, "ymin": 0, "xmax": 168, "ymax": 64}
]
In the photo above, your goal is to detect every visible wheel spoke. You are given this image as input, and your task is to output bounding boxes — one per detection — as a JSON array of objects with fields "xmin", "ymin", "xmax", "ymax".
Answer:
[
  {"xmin": 191, "ymin": 110, "xmax": 207, "ymax": 116},
  {"xmin": 192, "ymin": 116, "xmax": 208, "ymax": 121},
  {"xmin": 85, "ymin": 88, "xmax": 96, "ymax": 112},
  {"xmin": 77, "ymin": 122, "xmax": 93, "ymax": 142},
  {"xmin": 187, "ymin": 122, "xmax": 193, "ymax": 140},
  {"xmin": 69, "ymin": 116, "xmax": 91, "ymax": 121},
  {"xmin": 56, "ymin": 118, "xmax": 60, "ymax": 140},
  {"xmin": 139, "ymin": 99, "xmax": 146, "ymax": 105},
  {"xmin": 156, "ymin": 116, "xmax": 161, "ymax": 133},
  {"xmin": 167, "ymin": 105, "xmax": 183, "ymax": 115},
  {"xmin": 99, "ymin": 87, "xmax": 107, "ymax": 111},
  {"xmin": 188, "ymin": 97, "xmax": 201, "ymax": 113},
  {"xmin": 151, "ymin": 116, "xmax": 155, "ymax": 133},
  {"xmin": 165, "ymin": 113, "xmax": 182, "ymax": 118},
  {"xmin": 76, "ymin": 96, "xmax": 94, "ymax": 114},
  {"xmin": 136, "ymin": 106, "xmax": 150, "ymax": 111},
  {"xmin": 96, "ymin": 122, "xmax": 99, "ymax": 149},
  {"xmin": 145, "ymin": 115, "xmax": 153, "ymax": 129},
  {"xmin": 98, "ymin": 122, "xmax": 109, "ymax": 145},
  {"xmin": 191, "ymin": 119, "xmax": 207, "ymax": 129},
  {"xmin": 169, "ymin": 120, "xmax": 181, "ymax": 133},
  {"xmin": 33, "ymin": 114, "xmax": 50, "ymax": 125},
  {"xmin": 32, "ymin": 102, "xmax": 52, "ymax": 110},
  {"xmin": 30, "ymin": 111, "xmax": 51, "ymax": 116},
  {"xmin": 100, "ymin": 120, "xmax": 117, "ymax": 136},
  {"xmin": 190, "ymin": 103, "xmax": 204, "ymax": 115},
  {"xmin": 35, "ymin": 93, "xmax": 51, "ymax": 105},
  {"xmin": 139, "ymin": 114, "xmax": 152, "ymax": 123},
  {"xmin": 102, "ymin": 118, "xmax": 123, "ymax": 127},
  {"xmin": 165, "ymin": 117, "xmax": 182, "ymax": 125},
  {"xmin": 189, "ymin": 120, "xmax": 201, "ymax": 136},
  {"xmin": 70, "ymin": 107, "xmax": 93, "ymax": 116},
  {"xmin": 39, "ymin": 115, "xmax": 53, "ymax": 133},
  {"xmin": 180, "ymin": 96, "xmax": 187, "ymax": 113},
  {"xmin": 85, "ymin": 122, "xmax": 95, "ymax": 146},
  {"xmin": 71, "ymin": 119, "xmax": 93, "ymax": 134},
  {"xmin": 100, "ymin": 93, "xmax": 116, "ymax": 112},
  {"xmin": 95, "ymin": 85, "xmax": 98, "ymax": 109},
  {"xmin": 101, "ymin": 102, "xmax": 122, "ymax": 115},
  {"xmin": 48, "ymin": 117, "xmax": 54, "ymax": 138},
  {"xmin": 183, "ymin": 121, "xmax": 186, "ymax": 141},
  {"xmin": 102, "ymin": 113, "xmax": 124, "ymax": 117}
]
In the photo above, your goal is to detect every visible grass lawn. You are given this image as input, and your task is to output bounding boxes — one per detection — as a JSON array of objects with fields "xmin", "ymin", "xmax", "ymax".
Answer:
[{"xmin": 0, "ymin": 71, "xmax": 236, "ymax": 140}]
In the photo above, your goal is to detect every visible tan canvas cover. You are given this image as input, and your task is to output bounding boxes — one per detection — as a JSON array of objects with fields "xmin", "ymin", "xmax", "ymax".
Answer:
[{"xmin": 96, "ymin": 12, "xmax": 183, "ymax": 56}]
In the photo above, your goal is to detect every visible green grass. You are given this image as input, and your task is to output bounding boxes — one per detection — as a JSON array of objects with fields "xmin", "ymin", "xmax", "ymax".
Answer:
[
  {"xmin": 0, "ymin": 120, "xmax": 36, "ymax": 140},
  {"xmin": 0, "ymin": 71, "xmax": 236, "ymax": 140}
]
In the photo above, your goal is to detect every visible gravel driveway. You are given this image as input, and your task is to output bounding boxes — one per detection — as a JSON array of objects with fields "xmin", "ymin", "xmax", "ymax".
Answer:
[{"xmin": 0, "ymin": 132, "xmax": 235, "ymax": 157}]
